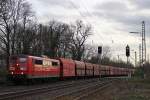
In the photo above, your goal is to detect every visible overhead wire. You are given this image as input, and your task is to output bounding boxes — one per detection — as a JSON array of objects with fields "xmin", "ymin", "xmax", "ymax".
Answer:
[{"xmin": 68, "ymin": 0, "xmax": 105, "ymax": 45}]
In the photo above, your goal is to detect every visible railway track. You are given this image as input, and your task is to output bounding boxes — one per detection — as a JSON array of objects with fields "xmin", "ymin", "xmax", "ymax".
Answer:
[
  {"xmin": 0, "ymin": 80, "xmax": 71, "ymax": 93},
  {"xmin": 0, "ymin": 78, "xmax": 100, "ymax": 100},
  {"xmin": 52, "ymin": 79, "xmax": 113, "ymax": 100},
  {"xmin": 0, "ymin": 78, "xmax": 99, "ymax": 93}
]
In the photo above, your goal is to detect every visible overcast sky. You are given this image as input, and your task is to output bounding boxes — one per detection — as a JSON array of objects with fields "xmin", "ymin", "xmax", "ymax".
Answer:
[{"xmin": 27, "ymin": 0, "xmax": 150, "ymax": 63}]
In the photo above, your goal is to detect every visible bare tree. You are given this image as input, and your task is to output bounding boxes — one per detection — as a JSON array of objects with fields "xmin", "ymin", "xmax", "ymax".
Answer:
[
  {"xmin": 82, "ymin": 44, "xmax": 97, "ymax": 61},
  {"xmin": 101, "ymin": 46, "xmax": 111, "ymax": 59},
  {"xmin": 0, "ymin": 0, "xmax": 34, "ymax": 69},
  {"xmin": 70, "ymin": 20, "xmax": 92, "ymax": 60},
  {"xmin": 0, "ymin": 0, "xmax": 15, "ymax": 68},
  {"xmin": 58, "ymin": 24, "xmax": 73, "ymax": 58},
  {"xmin": 42, "ymin": 21, "xmax": 62, "ymax": 57},
  {"xmin": 34, "ymin": 21, "xmax": 72, "ymax": 58},
  {"xmin": 21, "ymin": 2, "xmax": 35, "ymax": 54}
]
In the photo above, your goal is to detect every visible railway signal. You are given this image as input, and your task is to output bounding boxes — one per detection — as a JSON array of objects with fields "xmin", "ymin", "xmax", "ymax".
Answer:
[
  {"xmin": 126, "ymin": 45, "xmax": 130, "ymax": 64},
  {"xmin": 98, "ymin": 46, "xmax": 102, "ymax": 64},
  {"xmin": 98, "ymin": 46, "xmax": 102, "ymax": 54},
  {"xmin": 126, "ymin": 45, "xmax": 130, "ymax": 57}
]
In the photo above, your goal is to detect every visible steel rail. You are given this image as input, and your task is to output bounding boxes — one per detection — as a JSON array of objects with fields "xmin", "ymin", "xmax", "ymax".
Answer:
[
  {"xmin": 53, "ymin": 79, "xmax": 114, "ymax": 100},
  {"xmin": 0, "ymin": 78, "xmax": 99, "ymax": 100}
]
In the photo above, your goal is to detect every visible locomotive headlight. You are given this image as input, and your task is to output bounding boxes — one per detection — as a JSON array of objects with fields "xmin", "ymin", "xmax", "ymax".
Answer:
[
  {"xmin": 21, "ymin": 72, "xmax": 24, "ymax": 75},
  {"xmin": 11, "ymin": 72, "xmax": 13, "ymax": 74}
]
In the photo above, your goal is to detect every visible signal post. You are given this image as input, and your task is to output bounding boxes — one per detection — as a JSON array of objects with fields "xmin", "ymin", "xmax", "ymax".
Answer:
[{"xmin": 126, "ymin": 45, "xmax": 130, "ymax": 64}]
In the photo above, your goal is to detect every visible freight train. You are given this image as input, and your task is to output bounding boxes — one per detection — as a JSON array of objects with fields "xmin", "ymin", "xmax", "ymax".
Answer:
[{"xmin": 8, "ymin": 55, "xmax": 134, "ymax": 82}]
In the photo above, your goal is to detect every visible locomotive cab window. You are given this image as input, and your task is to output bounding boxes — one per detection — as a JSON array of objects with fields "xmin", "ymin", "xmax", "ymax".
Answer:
[
  {"xmin": 52, "ymin": 61, "xmax": 58, "ymax": 66},
  {"xmin": 35, "ymin": 60, "xmax": 43, "ymax": 65},
  {"xmin": 19, "ymin": 58, "xmax": 27, "ymax": 63}
]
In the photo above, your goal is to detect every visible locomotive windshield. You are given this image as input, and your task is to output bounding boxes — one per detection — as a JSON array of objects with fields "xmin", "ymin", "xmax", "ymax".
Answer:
[
  {"xmin": 19, "ymin": 58, "xmax": 27, "ymax": 63},
  {"xmin": 9, "ymin": 55, "xmax": 28, "ymax": 71}
]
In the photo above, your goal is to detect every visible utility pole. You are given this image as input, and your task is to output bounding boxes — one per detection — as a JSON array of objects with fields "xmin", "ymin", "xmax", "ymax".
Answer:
[
  {"xmin": 139, "ymin": 44, "xmax": 141, "ymax": 67},
  {"xmin": 130, "ymin": 21, "xmax": 147, "ymax": 67},
  {"xmin": 142, "ymin": 21, "xmax": 146, "ymax": 66}
]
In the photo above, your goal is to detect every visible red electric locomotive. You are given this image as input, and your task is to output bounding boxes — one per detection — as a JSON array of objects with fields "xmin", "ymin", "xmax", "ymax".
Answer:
[{"xmin": 9, "ymin": 55, "xmax": 60, "ymax": 80}]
